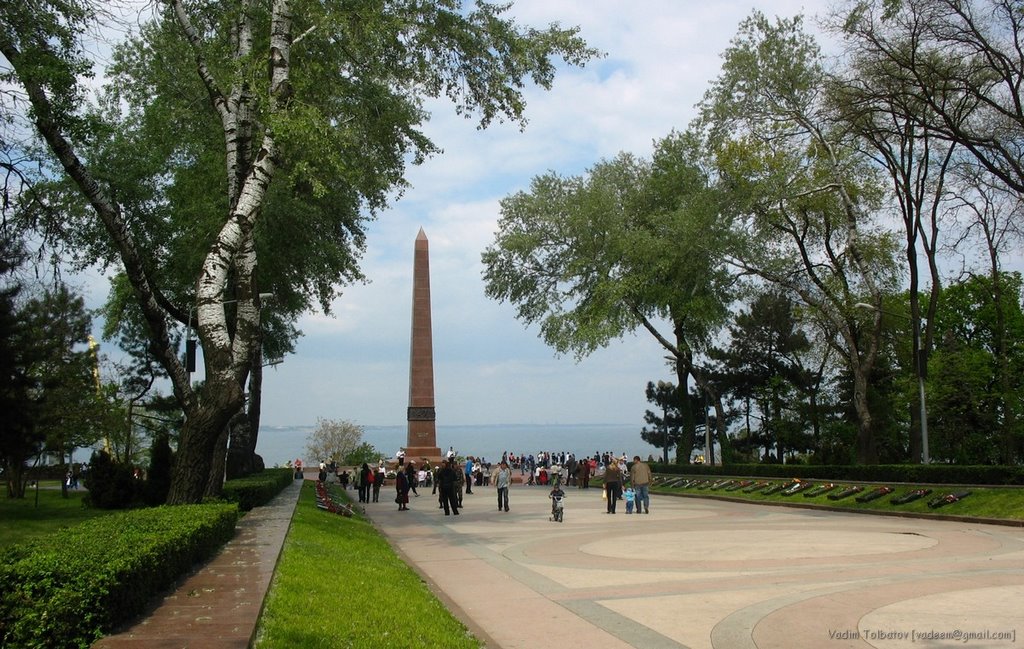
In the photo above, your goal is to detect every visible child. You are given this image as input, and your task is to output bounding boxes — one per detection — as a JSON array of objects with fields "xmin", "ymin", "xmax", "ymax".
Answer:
[
  {"xmin": 623, "ymin": 485, "xmax": 636, "ymax": 514},
  {"xmin": 549, "ymin": 483, "xmax": 566, "ymax": 522}
]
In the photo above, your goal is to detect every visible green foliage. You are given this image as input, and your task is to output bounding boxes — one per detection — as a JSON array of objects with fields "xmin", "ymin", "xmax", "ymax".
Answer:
[
  {"xmin": 83, "ymin": 450, "xmax": 140, "ymax": 510},
  {"xmin": 143, "ymin": 433, "xmax": 174, "ymax": 506},
  {"xmin": 640, "ymin": 381, "xmax": 682, "ymax": 463},
  {"xmin": 650, "ymin": 462, "xmax": 1024, "ymax": 485},
  {"xmin": 219, "ymin": 468, "xmax": 293, "ymax": 511},
  {"xmin": 658, "ymin": 476, "xmax": 1024, "ymax": 521},
  {"xmin": 0, "ymin": 503, "xmax": 238, "ymax": 649},
  {"xmin": 343, "ymin": 442, "xmax": 380, "ymax": 467},
  {"xmin": 0, "ymin": 277, "xmax": 104, "ymax": 498}
]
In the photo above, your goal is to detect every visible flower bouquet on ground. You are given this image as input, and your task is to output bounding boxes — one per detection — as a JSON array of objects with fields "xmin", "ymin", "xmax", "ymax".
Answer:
[
  {"xmin": 803, "ymin": 483, "xmax": 836, "ymax": 498},
  {"xmin": 764, "ymin": 481, "xmax": 797, "ymax": 495},
  {"xmin": 781, "ymin": 480, "xmax": 815, "ymax": 496},
  {"xmin": 726, "ymin": 480, "xmax": 755, "ymax": 492},
  {"xmin": 890, "ymin": 488, "xmax": 932, "ymax": 505},
  {"xmin": 828, "ymin": 485, "xmax": 864, "ymax": 500},
  {"xmin": 855, "ymin": 486, "xmax": 894, "ymax": 503},
  {"xmin": 743, "ymin": 481, "xmax": 772, "ymax": 493},
  {"xmin": 927, "ymin": 491, "xmax": 971, "ymax": 509}
]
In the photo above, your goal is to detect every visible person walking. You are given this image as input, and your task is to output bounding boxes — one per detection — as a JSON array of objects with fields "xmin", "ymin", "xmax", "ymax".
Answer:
[
  {"xmin": 464, "ymin": 456, "xmax": 474, "ymax": 494},
  {"xmin": 361, "ymin": 463, "xmax": 375, "ymax": 503},
  {"xmin": 435, "ymin": 459, "xmax": 460, "ymax": 515},
  {"xmin": 405, "ymin": 462, "xmax": 419, "ymax": 497},
  {"xmin": 604, "ymin": 460, "xmax": 623, "ymax": 514},
  {"xmin": 454, "ymin": 464, "xmax": 465, "ymax": 507},
  {"xmin": 494, "ymin": 460, "xmax": 512, "ymax": 512},
  {"xmin": 395, "ymin": 467, "xmax": 410, "ymax": 511},
  {"xmin": 372, "ymin": 463, "xmax": 385, "ymax": 503},
  {"xmin": 630, "ymin": 455, "xmax": 652, "ymax": 514}
]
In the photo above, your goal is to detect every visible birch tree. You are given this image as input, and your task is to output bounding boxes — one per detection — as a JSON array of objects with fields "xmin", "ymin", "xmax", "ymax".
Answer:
[{"xmin": 1, "ymin": 0, "xmax": 597, "ymax": 503}]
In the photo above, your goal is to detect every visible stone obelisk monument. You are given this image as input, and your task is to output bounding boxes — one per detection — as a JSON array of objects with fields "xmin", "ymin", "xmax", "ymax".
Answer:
[{"xmin": 404, "ymin": 228, "xmax": 443, "ymax": 463}]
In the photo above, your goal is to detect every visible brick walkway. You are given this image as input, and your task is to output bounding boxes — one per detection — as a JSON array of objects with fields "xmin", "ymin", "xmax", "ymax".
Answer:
[{"xmin": 93, "ymin": 479, "xmax": 301, "ymax": 649}]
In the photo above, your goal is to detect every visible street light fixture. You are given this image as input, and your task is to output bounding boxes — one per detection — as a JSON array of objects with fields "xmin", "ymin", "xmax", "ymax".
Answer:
[{"xmin": 854, "ymin": 302, "xmax": 929, "ymax": 464}]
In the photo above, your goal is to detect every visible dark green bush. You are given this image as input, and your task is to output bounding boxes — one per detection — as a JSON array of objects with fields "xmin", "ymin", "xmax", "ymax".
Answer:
[
  {"xmin": 0, "ymin": 503, "xmax": 238, "ymax": 649},
  {"xmin": 220, "ymin": 467, "xmax": 293, "ymax": 511},
  {"xmin": 83, "ymin": 450, "xmax": 140, "ymax": 509},
  {"xmin": 649, "ymin": 462, "xmax": 1024, "ymax": 485},
  {"xmin": 143, "ymin": 433, "xmax": 174, "ymax": 506}
]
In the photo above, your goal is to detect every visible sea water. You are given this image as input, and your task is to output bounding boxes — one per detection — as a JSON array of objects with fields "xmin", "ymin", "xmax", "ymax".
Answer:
[{"xmin": 256, "ymin": 423, "xmax": 662, "ymax": 467}]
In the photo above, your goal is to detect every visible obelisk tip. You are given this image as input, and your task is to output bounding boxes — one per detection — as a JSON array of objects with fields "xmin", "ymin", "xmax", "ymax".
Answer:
[{"xmin": 416, "ymin": 227, "xmax": 427, "ymax": 240}]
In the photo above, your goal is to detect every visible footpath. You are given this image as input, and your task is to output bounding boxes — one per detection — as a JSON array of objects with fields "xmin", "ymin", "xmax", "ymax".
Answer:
[
  {"xmin": 367, "ymin": 483, "xmax": 1024, "ymax": 649},
  {"xmin": 94, "ymin": 478, "xmax": 1024, "ymax": 649},
  {"xmin": 93, "ymin": 479, "xmax": 301, "ymax": 649}
]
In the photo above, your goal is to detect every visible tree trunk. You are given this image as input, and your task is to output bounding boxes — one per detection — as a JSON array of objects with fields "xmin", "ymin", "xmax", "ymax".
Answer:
[
  {"xmin": 167, "ymin": 381, "xmax": 242, "ymax": 504},
  {"xmin": 227, "ymin": 336, "xmax": 264, "ymax": 479},
  {"xmin": 675, "ymin": 363, "xmax": 696, "ymax": 464},
  {"xmin": 852, "ymin": 368, "xmax": 877, "ymax": 464}
]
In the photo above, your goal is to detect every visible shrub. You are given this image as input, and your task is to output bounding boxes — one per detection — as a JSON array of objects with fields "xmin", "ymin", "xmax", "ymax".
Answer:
[
  {"xmin": 0, "ymin": 503, "xmax": 238, "ymax": 649},
  {"xmin": 83, "ymin": 450, "xmax": 140, "ymax": 509},
  {"xmin": 220, "ymin": 468, "xmax": 293, "ymax": 511},
  {"xmin": 143, "ymin": 433, "xmax": 174, "ymax": 506},
  {"xmin": 648, "ymin": 462, "xmax": 1024, "ymax": 485}
]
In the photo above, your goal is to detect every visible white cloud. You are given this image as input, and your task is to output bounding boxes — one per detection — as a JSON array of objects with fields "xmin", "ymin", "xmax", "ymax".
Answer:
[{"xmin": 259, "ymin": 0, "xmax": 827, "ymax": 426}]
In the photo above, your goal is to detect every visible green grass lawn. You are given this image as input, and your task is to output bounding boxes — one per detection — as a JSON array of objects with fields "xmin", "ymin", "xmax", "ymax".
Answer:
[
  {"xmin": 0, "ymin": 482, "xmax": 115, "ymax": 549},
  {"xmin": 653, "ymin": 477, "xmax": 1024, "ymax": 522},
  {"xmin": 253, "ymin": 482, "xmax": 483, "ymax": 649}
]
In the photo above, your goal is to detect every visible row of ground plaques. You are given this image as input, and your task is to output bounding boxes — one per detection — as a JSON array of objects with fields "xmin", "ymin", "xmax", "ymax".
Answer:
[{"xmin": 655, "ymin": 476, "xmax": 972, "ymax": 509}]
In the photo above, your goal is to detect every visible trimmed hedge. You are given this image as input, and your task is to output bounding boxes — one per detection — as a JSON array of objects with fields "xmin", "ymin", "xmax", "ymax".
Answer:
[
  {"xmin": 220, "ymin": 467, "xmax": 294, "ymax": 511},
  {"xmin": 649, "ymin": 462, "xmax": 1024, "ymax": 485},
  {"xmin": 0, "ymin": 503, "xmax": 238, "ymax": 649}
]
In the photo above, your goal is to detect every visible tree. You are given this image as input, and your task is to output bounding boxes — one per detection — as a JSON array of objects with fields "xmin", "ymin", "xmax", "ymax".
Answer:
[
  {"xmin": 698, "ymin": 11, "xmax": 900, "ymax": 463},
  {"xmin": 305, "ymin": 418, "xmax": 365, "ymax": 468},
  {"xmin": 930, "ymin": 273, "xmax": 1024, "ymax": 463},
  {"xmin": 640, "ymin": 381, "xmax": 683, "ymax": 464},
  {"xmin": 2, "ymin": 0, "xmax": 598, "ymax": 503},
  {"xmin": 835, "ymin": 0, "xmax": 1024, "ymax": 195},
  {"xmin": 344, "ymin": 442, "xmax": 380, "ymax": 468},
  {"xmin": 709, "ymin": 290, "xmax": 820, "ymax": 462},
  {"xmin": 21, "ymin": 286, "xmax": 107, "ymax": 497},
  {"xmin": 0, "ymin": 237, "xmax": 37, "ymax": 498},
  {"xmin": 945, "ymin": 164, "xmax": 1024, "ymax": 464},
  {"xmin": 0, "ymin": 278, "xmax": 103, "ymax": 498},
  {"xmin": 483, "ymin": 131, "xmax": 734, "ymax": 464},
  {"xmin": 829, "ymin": 17, "xmax": 957, "ymax": 461}
]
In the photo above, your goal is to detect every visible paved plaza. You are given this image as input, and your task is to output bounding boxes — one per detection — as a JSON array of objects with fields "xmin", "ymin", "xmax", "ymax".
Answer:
[{"xmin": 367, "ymin": 485, "xmax": 1024, "ymax": 649}]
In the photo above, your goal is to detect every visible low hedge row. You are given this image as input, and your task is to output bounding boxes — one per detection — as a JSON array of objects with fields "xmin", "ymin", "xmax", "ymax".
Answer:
[
  {"xmin": 220, "ymin": 467, "xmax": 295, "ymax": 511},
  {"xmin": 0, "ymin": 503, "xmax": 239, "ymax": 649},
  {"xmin": 649, "ymin": 462, "xmax": 1024, "ymax": 485}
]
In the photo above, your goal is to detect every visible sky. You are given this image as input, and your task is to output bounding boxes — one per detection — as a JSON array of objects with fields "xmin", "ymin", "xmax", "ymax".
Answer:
[
  {"xmin": 254, "ymin": 0, "xmax": 824, "ymax": 428},
  {"xmin": 84, "ymin": 1, "xmax": 821, "ymax": 428}
]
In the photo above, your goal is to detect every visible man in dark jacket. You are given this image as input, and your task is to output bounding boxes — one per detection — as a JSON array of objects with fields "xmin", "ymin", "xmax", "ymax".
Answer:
[{"xmin": 436, "ymin": 460, "xmax": 460, "ymax": 516}]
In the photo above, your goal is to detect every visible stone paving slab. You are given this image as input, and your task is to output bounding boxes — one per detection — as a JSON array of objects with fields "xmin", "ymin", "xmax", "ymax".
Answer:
[{"xmin": 367, "ymin": 484, "xmax": 1024, "ymax": 649}]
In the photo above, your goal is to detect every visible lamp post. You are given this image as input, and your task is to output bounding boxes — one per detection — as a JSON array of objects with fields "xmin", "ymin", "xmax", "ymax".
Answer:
[{"xmin": 855, "ymin": 302, "xmax": 929, "ymax": 464}]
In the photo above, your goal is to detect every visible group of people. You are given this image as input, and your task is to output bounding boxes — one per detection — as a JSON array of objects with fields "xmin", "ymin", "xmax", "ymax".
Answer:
[
  {"xmin": 600, "ymin": 455, "xmax": 652, "ymax": 515},
  {"xmin": 387, "ymin": 452, "xmax": 653, "ymax": 518},
  {"xmin": 305, "ymin": 449, "xmax": 654, "ymax": 518}
]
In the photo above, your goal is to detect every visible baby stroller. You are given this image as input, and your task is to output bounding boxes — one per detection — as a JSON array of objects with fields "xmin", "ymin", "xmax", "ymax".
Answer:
[{"xmin": 549, "ymin": 488, "xmax": 565, "ymax": 522}]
